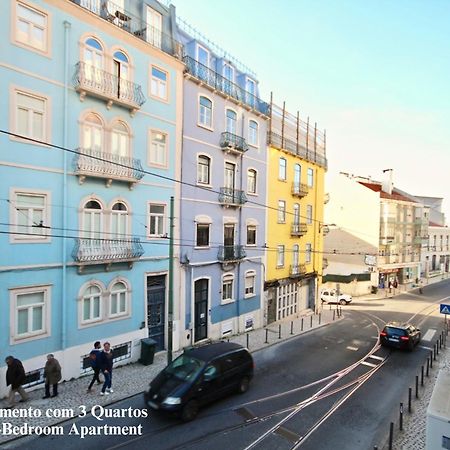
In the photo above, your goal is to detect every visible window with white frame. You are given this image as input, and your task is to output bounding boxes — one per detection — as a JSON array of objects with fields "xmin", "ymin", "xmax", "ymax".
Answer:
[
  {"xmin": 15, "ymin": 1, "xmax": 49, "ymax": 53},
  {"xmin": 307, "ymin": 168, "xmax": 314, "ymax": 187},
  {"xmin": 305, "ymin": 243, "xmax": 312, "ymax": 263},
  {"xmin": 83, "ymin": 37, "xmax": 103, "ymax": 86},
  {"xmin": 109, "ymin": 281, "xmax": 127, "ymax": 317},
  {"xmin": 222, "ymin": 274, "xmax": 234, "ymax": 303},
  {"xmin": 148, "ymin": 204, "xmax": 165, "ymax": 237},
  {"xmin": 277, "ymin": 245, "xmax": 285, "ymax": 267},
  {"xmin": 150, "ymin": 66, "xmax": 168, "ymax": 100},
  {"xmin": 226, "ymin": 109, "xmax": 237, "ymax": 134},
  {"xmin": 82, "ymin": 112, "xmax": 103, "ymax": 151},
  {"xmin": 247, "ymin": 169, "xmax": 257, "ymax": 194},
  {"xmin": 245, "ymin": 271, "xmax": 256, "ymax": 297},
  {"xmin": 11, "ymin": 191, "xmax": 49, "ymax": 241},
  {"xmin": 81, "ymin": 284, "xmax": 101, "ymax": 323},
  {"xmin": 199, "ymin": 96, "xmax": 212, "ymax": 128},
  {"xmin": 306, "ymin": 205, "xmax": 313, "ymax": 224},
  {"xmin": 197, "ymin": 155, "xmax": 210, "ymax": 184},
  {"xmin": 12, "ymin": 286, "xmax": 50, "ymax": 340},
  {"xmin": 278, "ymin": 200, "xmax": 286, "ymax": 223},
  {"xmin": 246, "ymin": 225, "xmax": 256, "ymax": 246},
  {"xmin": 196, "ymin": 223, "xmax": 210, "ymax": 247},
  {"xmin": 110, "ymin": 202, "xmax": 128, "ymax": 238},
  {"xmin": 15, "ymin": 89, "xmax": 48, "ymax": 141},
  {"xmin": 149, "ymin": 130, "xmax": 167, "ymax": 166},
  {"xmin": 110, "ymin": 120, "xmax": 130, "ymax": 158},
  {"xmin": 279, "ymin": 157, "xmax": 287, "ymax": 180},
  {"xmin": 248, "ymin": 120, "xmax": 258, "ymax": 146}
]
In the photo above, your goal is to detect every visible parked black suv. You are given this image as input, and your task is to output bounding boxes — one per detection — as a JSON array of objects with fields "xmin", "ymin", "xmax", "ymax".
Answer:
[
  {"xmin": 379, "ymin": 322, "xmax": 421, "ymax": 351},
  {"xmin": 144, "ymin": 342, "xmax": 254, "ymax": 421}
]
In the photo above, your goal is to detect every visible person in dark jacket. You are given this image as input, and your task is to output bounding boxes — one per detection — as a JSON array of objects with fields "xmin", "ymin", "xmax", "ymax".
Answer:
[
  {"xmin": 43, "ymin": 354, "xmax": 62, "ymax": 398},
  {"xmin": 5, "ymin": 356, "xmax": 28, "ymax": 407},
  {"xmin": 98, "ymin": 342, "xmax": 114, "ymax": 395},
  {"xmin": 87, "ymin": 341, "xmax": 102, "ymax": 392}
]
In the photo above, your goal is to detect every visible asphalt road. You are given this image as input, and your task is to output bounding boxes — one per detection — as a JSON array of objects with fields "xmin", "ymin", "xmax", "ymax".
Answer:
[{"xmin": 7, "ymin": 279, "xmax": 450, "ymax": 450}]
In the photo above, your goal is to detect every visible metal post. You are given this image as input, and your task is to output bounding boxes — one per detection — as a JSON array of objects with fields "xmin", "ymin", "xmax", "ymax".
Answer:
[
  {"xmin": 439, "ymin": 334, "xmax": 442, "ymax": 349},
  {"xmin": 436, "ymin": 341, "xmax": 439, "ymax": 356},
  {"xmin": 399, "ymin": 403, "xmax": 403, "ymax": 430},
  {"xmin": 278, "ymin": 324, "xmax": 281, "ymax": 339},
  {"xmin": 333, "ymin": 310, "xmax": 335, "ymax": 321},
  {"xmin": 415, "ymin": 375, "xmax": 419, "ymax": 399},
  {"xmin": 319, "ymin": 313, "xmax": 321, "ymax": 325},
  {"xmin": 290, "ymin": 321, "xmax": 293, "ymax": 335},
  {"xmin": 246, "ymin": 333, "xmax": 249, "ymax": 349},
  {"xmin": 167, "ymin": 196, "xmax": 174, "ymax": 365},
  {"xmin": 310, "ymin": 315, "xmax": 313, "ymax": 328},
  {"xmin": 426, "ymin": 357, "xmax": 430, "ymax": 376},
  {"xmin": 430, "ymin": 350, "xmax": 433, "ymax": 367},
  {"xmin": 301, "ymin": 318, "xmax": 304, "ymax": 331},
  {"xmin": 421, "ymin": 366, "xmax": 424, "ymax": 386},
  {"xmin": 388, "ymin": 422, "xmax": 394, "ymax": 450},
  {"xmin": 408, "ymin": 388, "xmax": 412, "ymax": 413},
  {"xmin": 265, "ymin": 328, "xmax": 268, "ymax": 344}
]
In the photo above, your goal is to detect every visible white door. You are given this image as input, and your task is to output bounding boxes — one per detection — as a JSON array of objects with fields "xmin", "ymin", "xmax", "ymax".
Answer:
[{"xmin": 147, "ymin": 7, "xmax": 162, "ymax": 48}]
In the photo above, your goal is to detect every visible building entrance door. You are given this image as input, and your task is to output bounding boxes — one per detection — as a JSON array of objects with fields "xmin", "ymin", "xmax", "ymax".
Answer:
[
  {"xmin": 194, "ymin": 279, "xmax": 208, "ymax": 342},
  {"xmin": 147, "ymin": 275, "xmax": 166, "ymax": 351}
]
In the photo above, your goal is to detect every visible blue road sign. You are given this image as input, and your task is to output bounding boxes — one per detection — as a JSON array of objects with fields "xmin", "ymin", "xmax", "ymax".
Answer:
[{"xmin": 440, "ymin": 304, "xmax": 450, "ymax": 314}]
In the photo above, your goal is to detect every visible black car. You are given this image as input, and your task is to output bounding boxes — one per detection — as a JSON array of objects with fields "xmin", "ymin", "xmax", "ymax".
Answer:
[
  {"xmin": 379, "ymin": 322, "xmax": 421, "ymax": 351},
  {"xmin": 144, "ymin": 342, "xmax": 254, "ymax": 421}
]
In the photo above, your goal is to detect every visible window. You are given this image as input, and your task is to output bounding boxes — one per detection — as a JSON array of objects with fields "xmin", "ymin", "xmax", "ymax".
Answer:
[
  {"xmin": 278, "ymin": 200, "xmax": 286, "ymax": 223},
  {"xmin": 307, "ymin": 168, "xmax": 314, "ymax": 187},
  {"xmin": 14, "ymin": 89, "xmax": 48, "ymax": 141},
  {"xmin": 293, "ymin": 203, "xmax": 300, "ymax": 224},
  {"xmin": 305, "ymin": 243, "xmax": 312, "ymax": 263},
  {"xmin": 246, "ymin": 225, "xmax": 256, "ymax": 246},
  {"xmin": 226, "ymin": 109, "xmax": 237, "ymax": 134},
  {"xmin": 149, "ymin": 204, "xmax": 165, "ymax": 237},
  {"xmin": 14, "ymin": 1, "xmax": 49, "ymax": 54},
  {"xmin": 111, "ymin": 202, "xmax": 128, "ymax": 238},
  {"xmin": 196, "ymin": 223, "xmax": 210, "ymax": 247},
  {"xmin": 199, "ymin": 96, "xmax": 212, "ymax": 128},
  {"xmin": 110, "ymin": 281, "xmax": 127, "ymax": 317},
  {"xmin": 149, "ymin": 130, "xmax": 167, "ymax": 166},
  {"xmin": 150, "ymin": 66, "xmax": 168, "ymax": 100},
  {"xmin": 245, "ymin": 271, "xmax": 256, "ymax": 297},
  {"xmin": 197, "ymin": 155, "xmax": 210, "ymax": 184},
  {"xmin": 306, "ymin": 205, "xmax": 313, "ymax": 224},
  {"xmin": 222, "ymin": 274, "xmax": 234, "ymax": 303},
  {"xmin": 83, "ymin": 37, "xmax": 103, "ymax": 87},
  {"xmin": 197, "ymin": 45, "xmax": 209, "ymax": 68},
  {"xmin": 292, "ymin": 244, "xmax": 299, "ymax": 267},
  {"xmin": 110, "ymin": 120, "xmax": 130, "ymax": 158},
  {"xmin": 12, "ymin": 286, "xmax": 50, "ymax": 341},
  {"xmin": 277, "ymin": 245, "xmax": 285, "ymax": 268},
  {"xmin": 11, "ymin": 190, "xmax": 49, "ymax": 242},
  {"xmin": 279, "ymin": 158, "xmax": 287, "ymax": 180},
  {"xmin": 82, "ymin": 199, "xmax": 102, "ymax": 239},
  {"xmin": 247, "ymin": 169, "xmax": 257, "ymax": 194},
  {"xmin": 82, "ymin": 113, "xmax": 103, "ymax": 151},
  {"xmin": 81, "ymin": 284, "xmax": 101, "ymax": 323},
  {"xmin": 146, "ymin": 6, "xmax": 162, "ymax": 48},
  {"xmin": 248, "ymin": 120, "xmax": 258, "ymax": 146},
  {"xmin": 223, "ymin": 63, "xmax": 234, "ymax": 82}
]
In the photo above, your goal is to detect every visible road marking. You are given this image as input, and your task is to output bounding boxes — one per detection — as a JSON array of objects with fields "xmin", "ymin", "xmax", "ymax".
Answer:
[
  {"xmin": 361, "ymin": 361, "xmax": 377, "ymax": 368},
  {"xmin": 422, "ymin": 329, "xmax": 436, "ymax": 341},
  {"xmin": 367, "ymin": 355, "xmax": 384, "ymax": 361},
  {"xmin": 418, "ymin": 345, "xmax": 433, "ymax": 351},
  {"xmin": 346, "ymin": 346, "xmax": 358, "ymax": 351},
  {"xmin": 274, "ymin": 426, "xmax": 301, "ymax": 443}
]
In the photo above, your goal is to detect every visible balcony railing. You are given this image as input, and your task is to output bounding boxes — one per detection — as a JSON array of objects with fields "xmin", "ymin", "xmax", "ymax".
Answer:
[
  {"xmin": 217, "ymin": 245, "xmax": 246, "ymax": 262},
  {"xmin": 291, "ymin": 222, "xmax": 308, "ymax": 237},
  {"xmin": 183, "ymin": 56, "xmax": 270, "ymax": 116},
  {"xmin": 220, "ymin": 132, "xmax": 249, "ymax": 154},
  {"xmin": 290, "ymin": 264, "xmax": 307, "ymax": 278},
  {"xmin": 291, "ymin": 182, "xmax": 309, "ymax": 198},
  {"xmin": 74, "ymin": 147, "xmax": 144, "ymax": 187},
  {"xmin": 219, "ymin": 187, "xmax": 247, "ymax": 207},
  {"xmin": 73, "ymin": 62, "xmax": 145, "ymax": 113},
  {"xmin": 71, "ymin": 1, "xmax": 183, "ymax": 59},
  {"xmin": 72, "ymin": 238, "xmax": 144, "ymax": 265}
]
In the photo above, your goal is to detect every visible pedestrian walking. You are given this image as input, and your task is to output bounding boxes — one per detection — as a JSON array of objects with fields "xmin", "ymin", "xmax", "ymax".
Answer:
[
  {"xmin": 419, "ymin": 279, "xmax": 423, "ymax": 294},
  {"xmin": 43, "ymin": 354, "xmax": 62, "ymax": 398},
  {"xmin": 4, "ymin": 356, "xmax": 28, "ymax": 408},
  {"xmin": 99, "ymin": 342, "xmax": 114, "ymax": 396},
  {"xmin": 87, "ymin": 341, "xmax": 102, "ymax": 392}
]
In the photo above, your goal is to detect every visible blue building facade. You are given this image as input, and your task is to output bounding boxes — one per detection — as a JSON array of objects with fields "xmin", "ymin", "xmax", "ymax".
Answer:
[
  {"xmin": 175, "ymin": 21, "xmax": 269, "ymax": 344},
  {"xmin": 0, "ymin": 0, "xmax": 183, "ymax": 396}
]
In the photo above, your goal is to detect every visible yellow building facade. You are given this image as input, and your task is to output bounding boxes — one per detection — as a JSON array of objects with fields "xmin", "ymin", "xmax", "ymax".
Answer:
[{"xmin": 265, "ymin": 104, "xmax": 326, "ymax": 323}]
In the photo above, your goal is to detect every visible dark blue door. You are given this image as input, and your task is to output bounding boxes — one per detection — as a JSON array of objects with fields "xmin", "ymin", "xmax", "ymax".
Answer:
[
  {"xmin": 147, "ymin": 275, "xmax": 166, "ymax": 351},
  {"xmin": 194, "ymin": 279, "xmax": 208, "ymax": 342}
]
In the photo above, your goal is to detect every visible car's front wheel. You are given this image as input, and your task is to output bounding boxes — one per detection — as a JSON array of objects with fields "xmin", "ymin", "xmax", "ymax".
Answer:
[
  {"xmin": 339, "ymin": 299, "xmax": 347, "ymax": 305},
  {"xmin": 181, "ymin": 400, "xmax": 199, "ymax": 422}
]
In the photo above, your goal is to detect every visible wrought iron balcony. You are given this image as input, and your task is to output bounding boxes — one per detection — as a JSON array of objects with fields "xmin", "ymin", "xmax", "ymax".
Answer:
[
  {"xmin": 183, "ymin": 56, "xmax": 270, "ymax": 116},
  {"xmin": 71, "ymin": 1, "xmax": 183, "ymax": 59},
  {"xmin": 220, "ymin": 132, "xmax": 249, "ymax": 154},
  {"xmin": 290, "ymin": 264, "xmax": 307, "ymax": 278},
  {"xmin": 291, "ymin": 222, "xmax": 308, "ymax": 237},
  {"xmin": 219, "ymin": 188, "xmax": 247, "ymax": 207},
  {"xmin": 291, "ymin": 182, "xmax": 309, "ymax": 198},
  {"xmin": 73, "ymin": 62, "xmax": 145, "ymax": 114},
  {"xmin": 72, "ymin": 237, "xmax": 144, "ymax": 267},
  {"xmin": 218, "ymin": 245, "xmax": 246, "ymax": 262},
  {"xmin": 74, "ymin": 147, "xmax": 144, "ymax": 188}
]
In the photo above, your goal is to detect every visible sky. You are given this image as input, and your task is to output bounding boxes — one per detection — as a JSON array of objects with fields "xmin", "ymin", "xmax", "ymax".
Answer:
[{"xmin": 170, "ymin": 0, "xmax": 450, "ymax": 223}]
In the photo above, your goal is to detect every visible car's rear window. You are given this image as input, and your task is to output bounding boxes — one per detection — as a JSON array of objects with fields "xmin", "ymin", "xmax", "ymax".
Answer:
[{"xmin": 385, "ymin": 327, "xmax": 407, "ymax": 337}]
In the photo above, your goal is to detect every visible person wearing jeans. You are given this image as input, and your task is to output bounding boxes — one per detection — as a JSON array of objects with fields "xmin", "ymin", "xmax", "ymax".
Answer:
[
  {"xmin": 98, "ymin": 342, "xmax": 114, "ymax": 395},
  {"xmin": 87, "ymin": 341, "xmax": 102, "ymax": 392}
]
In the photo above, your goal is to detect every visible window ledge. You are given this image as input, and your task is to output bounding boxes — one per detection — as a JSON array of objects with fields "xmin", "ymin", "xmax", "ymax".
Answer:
[{"xmin": 220, "ymin": 298, "xmax": 235, "ymax": 305}]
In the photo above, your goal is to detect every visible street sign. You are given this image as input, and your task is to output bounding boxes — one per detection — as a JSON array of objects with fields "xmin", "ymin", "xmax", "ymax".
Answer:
[{"xmin": 440, "ymin": 304, "xmax": 450, "ymax": 314}]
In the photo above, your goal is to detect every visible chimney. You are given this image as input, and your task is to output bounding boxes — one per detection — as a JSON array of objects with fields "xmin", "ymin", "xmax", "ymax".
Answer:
[{"xmin": 382, "ymin": 169, "xmax": 393, "ymax": 195}]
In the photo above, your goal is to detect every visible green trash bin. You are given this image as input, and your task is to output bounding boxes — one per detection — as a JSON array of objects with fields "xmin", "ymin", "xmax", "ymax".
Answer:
[{"xmin": 140, "ymin": 338, "xmax": 157, "ymax": 365}]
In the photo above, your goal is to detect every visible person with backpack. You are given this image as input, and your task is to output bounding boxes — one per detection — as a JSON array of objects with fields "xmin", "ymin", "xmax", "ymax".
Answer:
[
  {"xmin": 5, "ymin": 356, "xmax": 28, "ymax": 408},
  {"xmin": 87, "ymin": 341, "xmax": 102, "ymax": 392}
]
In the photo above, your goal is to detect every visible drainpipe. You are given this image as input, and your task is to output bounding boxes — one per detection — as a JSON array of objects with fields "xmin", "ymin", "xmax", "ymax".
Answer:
[{"xmin": 62, "ymin": 20, "xmax": 71, "ymax": 351}]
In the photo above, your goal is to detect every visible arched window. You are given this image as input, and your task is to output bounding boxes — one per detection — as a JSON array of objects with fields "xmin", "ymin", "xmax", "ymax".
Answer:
[
  {"xmin": 226, "ymin": 109, "xmax": 237, "ymax": 134},
  {"xmin": 293, "ymin": 203, "xmax": 300, "ymax": 224},
  {"xmin": 113, "ymin": 50, "xmax": 130, "ymax": 99},
  {"xmin": 111, "ymin": 202, "xmax": 128, "ymax": 238},
  {"xmin": 221, "ymin": 273, "xmax": 234, "ymax": 303},
  {"xmin": 292, "ymin": 244, "xmax": 299, "ymax": 267},
  {"xmin": 110, "ymin": 281, "xmax": 127, "ymax": 317},
  {"xmin": 197, "ymin": 155, "xmax": 210, "ymax": 184},
  {"xmin": 294, "ymin": 164, "xmax": 301, "ymax": 191},
  {"xmin": 84, "ymin": 38, "xmax": 103, "ymax": 85},
  {"xmin": 279, "ymin": 157, "xmax": 287, "ymax": 180},
  {"xmin": 83, "ymin": 200, "xmax": 102, "ymax": 239},
  {"xmin": 81, "ymin": 284, "xmax": 101, "ymax": 323},
  {"xmin": 110, "ymin": 120, "xmax": 130, "ymax": 158},
  {"xmin": 199, "ymin": 96, "xmax": 212, "ymax": 128},
  {"xmin": 248, "ymin": 120, "xmax": 258, "ymax": 146},
  {"xmin": 82, "ymin": 113, "xmax": 103, "ymax": 152}
]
